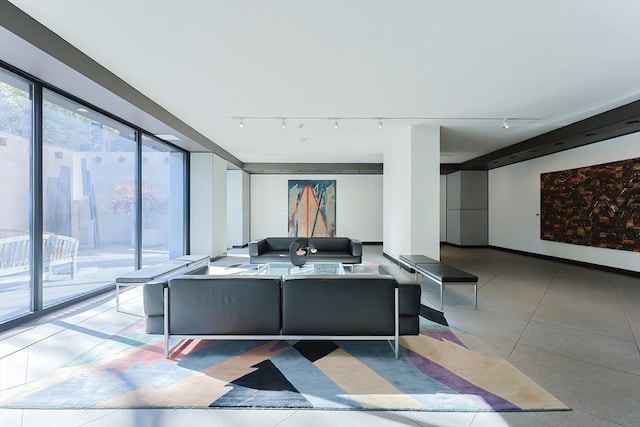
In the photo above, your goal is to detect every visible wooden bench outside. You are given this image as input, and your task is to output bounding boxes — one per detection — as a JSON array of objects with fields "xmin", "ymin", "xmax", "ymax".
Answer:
[
  {"xmin": 399, "ymin": 254, "xmax": 478, "ymax": 310},
  {"xmin": 0, "ymin": 233, "xmax": 79, "ymax": 279}
]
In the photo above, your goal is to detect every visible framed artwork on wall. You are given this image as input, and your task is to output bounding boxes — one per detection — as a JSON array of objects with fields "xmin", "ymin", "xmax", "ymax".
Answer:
[
  {"xmin": 288, "ymin": 180, "xmax": 336, "ymax": 237},
  {"xmin": 540, "ymin": 157, "xmax": 639, "ymax": 251}
]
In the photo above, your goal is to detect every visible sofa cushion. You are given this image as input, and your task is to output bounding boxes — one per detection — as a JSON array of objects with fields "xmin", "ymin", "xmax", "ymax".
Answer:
[
  {"xmin": 281, "ymin": 275, "xmax": 396, "ymax": 335},
  {"xmin": 168, "ymin": 275, "xmax": 282, "ymax": 335}
]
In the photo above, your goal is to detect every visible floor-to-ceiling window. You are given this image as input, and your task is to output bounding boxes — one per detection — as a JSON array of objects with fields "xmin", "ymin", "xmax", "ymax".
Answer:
[
  {"xmin": 42, "ymin": 90, "xmax": 139, "ymax": 308},
  {"xmin": 0, "ymin": 68, "xmax": 33, "ymax": 322},
  {"xmin": 0, "ymin": 62, "xmax": 188, "ymax": 327},
  {"xmin": 141, "ymin": 136, "xmax": 185, "ymax": 267}
]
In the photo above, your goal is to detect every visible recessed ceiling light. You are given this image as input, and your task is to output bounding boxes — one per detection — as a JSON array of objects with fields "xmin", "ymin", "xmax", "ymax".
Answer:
[
  {"xmin": 154, "ymin": 134, "xmax": 180, "ymax": 141},
  {"xmin": 76, "ymin": 108, "xmax": 88, "ymax": 113}
]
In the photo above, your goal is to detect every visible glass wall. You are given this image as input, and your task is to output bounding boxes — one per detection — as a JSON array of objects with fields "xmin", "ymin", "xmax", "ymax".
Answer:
[
  {"xmin": 141, "ymin": 136, "xmax": 185, "ymax": 266},
  {"xmin": 42, "ymin": 90, "xmax": 138, "ymax": 308},
  {"xmin": 0, "ymin": 62, "xmax": 188, "ymax": 326},
  {"xmin": 0, "ymin": 69, "xmax": 33, "ymax": 323}
]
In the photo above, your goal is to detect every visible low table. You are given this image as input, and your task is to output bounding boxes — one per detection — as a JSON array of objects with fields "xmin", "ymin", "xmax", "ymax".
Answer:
[{"xmin": 245, "ymin": 261, "xmax": 345, "ymax": 276}]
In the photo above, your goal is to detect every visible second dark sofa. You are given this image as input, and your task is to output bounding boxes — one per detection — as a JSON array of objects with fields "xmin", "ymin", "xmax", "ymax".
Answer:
[{"xmin": 249, "ymin": 237, "xmax": 362, "ymax": 264}]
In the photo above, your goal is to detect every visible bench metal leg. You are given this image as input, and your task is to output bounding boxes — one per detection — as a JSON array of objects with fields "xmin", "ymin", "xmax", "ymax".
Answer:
[{"xmin": 474, "ymin": 283, "xmax": 477, "ymax": 310}]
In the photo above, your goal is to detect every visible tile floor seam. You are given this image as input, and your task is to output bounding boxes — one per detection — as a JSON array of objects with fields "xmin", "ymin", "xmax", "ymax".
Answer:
[
  {"xmin": 0, "ymin": 302, "xmax": 117, "ymax": 360},
  {"xmin": 77, "ymin": 409, "xmax": 118, "ymax": 427},
  {"xmin": 397, "ymin": 413, "xmax": 425, "ymax": 427},
  {"xmin": 515, "ymin": 342, "xmax": 640, "ymax": 379},
  {"xmin": 440, "ymin": 260, "xmax": 517, "ymax": 311},
  {"xmin": 0, "ymin": 291, "xmax": 116, "ymax": 343},
  {"xmin": 1, "ymin": 326, "xmax": 72, "ymax": 357},
  {"xmin": 614, "ymin": 283, "xmax": 640, "ymax": 357},
  {"xmin": 527, "ymin": 318, "xmax": 639, "ymax": 344},
  {"xmin": 509, "ymin": 269, "xmax": 557, "ymax": 359},
  {"xmin": 273, "ymin": 409, "xmax": 299, "ymax": 426},
  {"xmin": 581, "ymin": 411, "xmax": 628, "ymax": 427}
]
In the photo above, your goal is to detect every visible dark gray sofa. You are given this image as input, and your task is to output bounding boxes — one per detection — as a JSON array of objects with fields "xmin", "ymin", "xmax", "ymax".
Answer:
[
  {"xmin": 249, "ymin": 237, "xmax": 362, "ymax": 264},
  {"xmin": 143, "ymin": 269, "xmax": 421, "ymax": 359}
]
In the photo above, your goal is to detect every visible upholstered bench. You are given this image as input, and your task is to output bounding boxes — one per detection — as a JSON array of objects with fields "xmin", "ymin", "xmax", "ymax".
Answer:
[
  {"xmin": 415, "ymin": 263, "xmax": 478, "ymax": 310},
  {"xmin": 115, "ymin": 255, "xmax": 209, "ymax": 311},
  {"xmin": 399, "ymin": 254, "xmax": 439, "ymax": 279},
  {"xmin": 398, "ymin": 254, "xmax": 478, "ymax": 310}
]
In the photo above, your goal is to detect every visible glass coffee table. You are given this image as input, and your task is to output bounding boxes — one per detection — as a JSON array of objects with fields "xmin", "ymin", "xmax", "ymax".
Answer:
[{"xmin": 245, "ymin": 262, "xmax": 345, "ymax": 276}]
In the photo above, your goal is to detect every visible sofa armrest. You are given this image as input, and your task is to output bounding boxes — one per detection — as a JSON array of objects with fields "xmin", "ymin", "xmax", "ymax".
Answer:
[
  {"xmin": 377, "ymin": 265, "xmax": 421, "ymax": 316},
  {"xmin": 248, "ymin": 239, "xmax": 266, "ymax": 257},
  {"xmin": 350, "ymin": 239, "xmax": 362, "ymax": 257},
  {"xmin": 143, "ymin": 281, "xmax": 167, "ymax": 317}
]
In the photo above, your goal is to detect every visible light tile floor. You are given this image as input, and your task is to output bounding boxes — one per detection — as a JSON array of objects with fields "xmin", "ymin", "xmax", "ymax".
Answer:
[{"xmin": 0, "ymin": 245, "xmax": 638, "ymax": 427}]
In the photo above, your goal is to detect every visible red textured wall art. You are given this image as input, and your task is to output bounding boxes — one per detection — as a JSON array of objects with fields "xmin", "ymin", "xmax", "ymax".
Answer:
[{"xmin": 540, "ymin": 157, "xmax": 640, "ymax": 251}]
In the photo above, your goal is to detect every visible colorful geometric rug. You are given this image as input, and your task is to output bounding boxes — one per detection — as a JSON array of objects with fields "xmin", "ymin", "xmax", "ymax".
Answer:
[{"xmin": 0, "ymin": 316, "xmax": 569, "ymax": 411}]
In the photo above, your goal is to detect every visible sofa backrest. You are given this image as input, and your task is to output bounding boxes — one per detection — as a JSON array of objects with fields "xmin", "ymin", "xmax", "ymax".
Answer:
[
  {"xmin": 309, "ymin": 237, "xmax": 350, "ymax": 251},
  {"xmin": 265, "ymin": 237, "xmax": 296, "ymax": 251},
  {"xmin": 281, "ymin": 274, "xmax": 396, "ymax": 335},
  {"xmin": 167, "ymin": 275, "xmax": 282, "ymax": 335}
]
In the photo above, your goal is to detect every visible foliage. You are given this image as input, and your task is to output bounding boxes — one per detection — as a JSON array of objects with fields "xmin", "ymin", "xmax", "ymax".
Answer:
[
  {"xmin": 111, "ymin": 180, "xmax": 165, "ymax": 214},
  {"xmin": 0, "ymin": 81, "xmax": 31, "ymax": 138}
]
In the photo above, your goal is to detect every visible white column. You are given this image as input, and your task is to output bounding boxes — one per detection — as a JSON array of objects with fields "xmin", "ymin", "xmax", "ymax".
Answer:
[
  {"xmin": 383, "ymin": 125, "xmax": 440, "ymax": 260},
  {"xmin": 227, "ymin": 169, "xmax": 251, "ymax": 248},
  {"xmin": 190, "ymin": 153, "xmax": 227, "ymax": 258}
]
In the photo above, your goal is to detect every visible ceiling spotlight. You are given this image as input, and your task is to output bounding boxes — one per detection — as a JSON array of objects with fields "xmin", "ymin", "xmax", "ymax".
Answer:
[
  {"xmin": 239, "ymin": 118, "xmax": 244, "ymax": 128},
  {"xmin": 281, "ymin": 118, "xmax": 287, "ymax": 128},
  {"xmin": 502, "ymin": 119, "xmax": 509, "ymax": 129},
  {"xmin": 334, "ymin": 118, "xmax": 339, "ymax": 129},
  {"xmin": 378, "ymin": 118, "xmax": 383, "ymax": 129}
]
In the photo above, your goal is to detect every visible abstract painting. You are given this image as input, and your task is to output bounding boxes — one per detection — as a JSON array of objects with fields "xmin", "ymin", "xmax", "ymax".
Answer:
[
  {"xmin": 540, "ymin": 157, "xmax": 640, "ymax": 251},
  {"xmin": 288, "ymin": 180, "xmax": 336, "ymax": 237}
]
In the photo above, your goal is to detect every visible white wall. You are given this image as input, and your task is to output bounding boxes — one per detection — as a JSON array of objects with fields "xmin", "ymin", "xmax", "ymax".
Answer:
[
  {"xmin": 489, "ymin": 132, "xmax": 640, "ymax": 272},
  {"xmin": 250, "ymin": 174, "xmax": 383, "ymax": 241}
]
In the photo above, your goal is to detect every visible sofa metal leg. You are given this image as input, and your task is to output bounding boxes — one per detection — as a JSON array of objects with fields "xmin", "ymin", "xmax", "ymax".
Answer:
[
  {"xmin": 163, "ymin": 287, "xmax": 170, "ymax": 358},
  {"xmin": 394, "ymin": 288, "xmax": 399, "ymax": 359}
]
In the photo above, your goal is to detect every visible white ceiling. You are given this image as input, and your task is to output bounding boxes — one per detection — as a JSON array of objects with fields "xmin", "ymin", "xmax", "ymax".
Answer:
[{"xmin": 6, "ymin": 0, "xmax": 640, "ymax": 165}]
